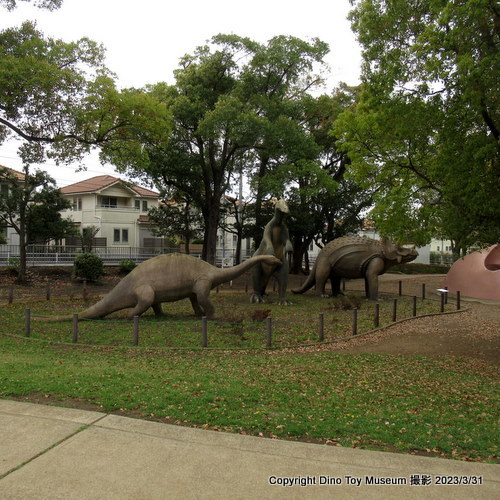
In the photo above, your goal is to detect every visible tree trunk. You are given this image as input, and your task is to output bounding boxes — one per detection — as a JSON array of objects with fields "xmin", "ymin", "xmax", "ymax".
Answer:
[
  {"xmin": 253, "ymin": 155, "xmax": 269, "ymax": 245},
  {"xmin": 17, "ymin": 232, "xmax": 27, "ymax": 284},
  {"xmin": 304, "ymin": 249, "xmax": 310, "ymax": 274},
  {"xmin": 234, "ymin": 230, "xmax": 242, "ymax": 265},
  {"xmin": 202, "ymin": 201, "xmax": 221, "ymax": 264},
  {"xmin": 16, "ymin": 202, "xmax": 27, "ymax": 284}
]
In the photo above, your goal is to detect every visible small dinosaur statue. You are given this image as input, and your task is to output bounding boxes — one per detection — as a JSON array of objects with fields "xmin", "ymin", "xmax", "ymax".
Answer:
[
  {"xmin": 46, "ymin": 253, "xmax": 280, "ymax": 320},
  {"xmin": 250, "ymin": 199, "xmax": 293, "ymax": 305},
  {"xmin": 292, "ymin": 236, "xmax": 418, "ymax": 300}
]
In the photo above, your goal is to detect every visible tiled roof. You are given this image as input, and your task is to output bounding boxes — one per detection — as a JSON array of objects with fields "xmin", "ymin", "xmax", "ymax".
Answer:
[
  {"xmin": 60, "ymin": 175, "xmax": 159, "ymax": 197},
  {"xmin": 0, "ymin": 166, "xmax": 25, "ymax": 181}
]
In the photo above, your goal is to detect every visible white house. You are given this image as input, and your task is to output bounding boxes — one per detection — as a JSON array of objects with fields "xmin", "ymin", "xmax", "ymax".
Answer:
[{"xmin": 60, "ymin": 175, "xmax": 162, "ymax": 248}]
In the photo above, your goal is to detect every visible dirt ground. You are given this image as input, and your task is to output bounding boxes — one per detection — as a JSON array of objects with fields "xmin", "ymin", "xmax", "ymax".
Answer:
[{"xmin": 312, "ymin": 274, "xmax": 500, "ymax": 365}]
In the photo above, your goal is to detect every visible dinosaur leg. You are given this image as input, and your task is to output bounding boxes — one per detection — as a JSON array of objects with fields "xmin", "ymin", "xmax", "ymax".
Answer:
[
  {"xmin": 189, "ymin": 295, "xmax": 204, "ymax": 316},
  {"xmin": 127, "ymin": 285, "xmax": 155, "ymax": 319},
  {"xmin": 364, "ymin": 257, "xmax": 384, "ymax": 300},
  {"xmin": 315, "ymin": 260, "xmax": 331, "ymax": 297},
  {"xmin": 251, "ymin": 264, "xmax": 267, "ymax": 303},
  {"xmin": 276, "ymin": 261, "xmax": 291, "ymax": 305},
  {"xmin": 152, "ymin": 303, "xmax": 163, "ymax": 316},
  {"xmin": 331, "ymin": 274, "xmax": 342, "ymax": 296},
  {"xmin": 193, "ymin": 280, "xmax": 215, "ymax": 318}
]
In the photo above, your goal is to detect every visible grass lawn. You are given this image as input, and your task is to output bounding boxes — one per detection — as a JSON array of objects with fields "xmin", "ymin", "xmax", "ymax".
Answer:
[{"xmin": 0, "ymin": 292, "xmax": 498, "ymax": 463}]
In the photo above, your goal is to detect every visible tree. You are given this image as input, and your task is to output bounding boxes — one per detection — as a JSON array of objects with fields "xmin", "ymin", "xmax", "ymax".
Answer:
[
  {"xmin": 79, "ymin": 225, "xmax": 100, "ymax": 253},
  {"xmin": 338, "ymin": 0, "xmax": 499, "ymax": 250},
  {"xmin": 1, "ymin": 18, "xmax": 169, "ymax": 168},
  {"xmin": 148, "ymin": 197, "xmax": 203, "ymax": 255},
  {"xmin": 231, "ymin": 35, "xmax": 330, "ymax": 243},
  {"xmin": 249, "ymin": 88, "xmax": 373, "ymax": 272},
  {"xmin": 0, "ymin": 166, "xmax": 74, "ymax": 282},
  {"xmin": 1, "ymin": 0, "xmax": 62, "ymax": 10},
  {"xmin": 218, "ymin": 193, "xmax": 254, "ymax": 265},
  {"xmin": 104, "ymin": 35, "xmax": 330, "ymax": 264}
]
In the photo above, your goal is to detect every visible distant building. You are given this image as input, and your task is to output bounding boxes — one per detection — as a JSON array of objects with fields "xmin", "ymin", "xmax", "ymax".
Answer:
[{"xmin": 60, "ymin": 175, "xmax": 163, "ymax": 248}]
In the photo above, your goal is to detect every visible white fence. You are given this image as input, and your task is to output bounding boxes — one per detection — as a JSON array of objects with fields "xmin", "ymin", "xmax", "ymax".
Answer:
[{"xmin": 0, "ymin": 245, "xmax": 254, "ymax": 267}]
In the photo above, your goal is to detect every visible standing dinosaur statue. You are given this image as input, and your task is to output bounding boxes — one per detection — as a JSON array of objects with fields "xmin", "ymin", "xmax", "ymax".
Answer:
[
  {"xmin": 250, "ymin": 199, "xmax": 293, "ymax": 305},
  {"xmin": 292, "ymin": 236, "xmax": 418, "ymax": 300},
  {"xmin": 46, "ymin": 253, "xmax": 280, "ymax": 320}
]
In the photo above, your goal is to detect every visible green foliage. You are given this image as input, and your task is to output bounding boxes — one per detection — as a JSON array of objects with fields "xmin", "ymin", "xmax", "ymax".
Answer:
[
  {"xmin": 340, "ymin": 0, "xmax": 500, "ymax": 249},
  {"xmin": 119, "ymin": 259, "xmax": 136, "ymax": 274},
  {"xmin": 148, "ymin": 201, "xmax": 203, "ymax": 252},
  {"xmin": 329, "ymin": 294, "xmax": 363, "ymax": 311},
  {"xmin": 392, "ymin": 262, "xmax": 451, "ymax": 274},
  {"xmin": 79, "ymin": 226, "xmax": 100, "ymax": 252},
  {"xmin": 73, "ymin": 252, "xmax": 104, "ymax": 281},
  {"xmin": 1, "ymin": 0, "xmax": 62, "ymax": 10},
  {"xmin": 0, "ymin": 21, "xmax": 168, "ymax": 166},
  {"xmin": 7, "ymin": 257, "xmax": 20, "ymax": 275},
  {"xmin": 0, "ymin": 166, "xmax": 75, "ymax": 281},
  {"xmin": 103, "ymin": 34, "xmax": 330, "ymax": 264}
]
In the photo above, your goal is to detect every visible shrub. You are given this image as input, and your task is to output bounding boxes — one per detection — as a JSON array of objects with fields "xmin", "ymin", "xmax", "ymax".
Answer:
[
  {"xmin": 330, "ymin": 294, "xmax": 362, "ymax": 310},
  {"xmin": 392, "ymin": 262, "xmax": 450, "ymax": 274},
  {"xmin": 73, "ymin": 253, "xmax": 104, "ymax": 281},
  {"xmin": 7, "ymin": 257, "xmax": 20, "ymax": 276},
  {"xmin": 119, "ymin": 259, "xmax": 136, "ymax": 274}
]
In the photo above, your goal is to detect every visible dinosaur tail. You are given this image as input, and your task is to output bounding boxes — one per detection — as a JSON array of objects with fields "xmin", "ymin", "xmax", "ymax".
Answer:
[
  {"xmin": 35, "ymin": 295, "xmax": 122, "ymax": 322},
  {"xmin": 291, "ymin": 262, "xmax": 317, "ymax": 294},
  {"xmin": 212, "ymin": 255, "xmax": 281, "ymax": 287}
]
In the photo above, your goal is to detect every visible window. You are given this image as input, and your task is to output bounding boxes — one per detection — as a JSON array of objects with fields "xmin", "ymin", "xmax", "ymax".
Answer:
[
  {"xmin": 101, "ymin": 196, "xmax": 117, "ymax": 208},
  {"xmin": 142, "ymin": 200, "xmax": 148, "ymax": 212},
  {"xmin": 135, "ymin": 200, "xmax": 141, "ymax": 210},
  {"xmin": 72, "ymin": 197, "xmax": 82, "ymax": 211},
  {"xmin": 114, "ymin": 229, "xmax": 129, "ymax": 244}
]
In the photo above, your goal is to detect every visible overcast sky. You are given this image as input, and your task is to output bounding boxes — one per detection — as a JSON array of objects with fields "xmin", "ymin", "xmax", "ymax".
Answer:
[{"xmin": 0, "ymin": 0, "xmax": 362, "ymax": 188}]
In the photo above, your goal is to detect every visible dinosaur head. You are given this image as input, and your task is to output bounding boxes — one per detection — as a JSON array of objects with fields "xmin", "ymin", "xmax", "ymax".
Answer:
[
  {"xmin": 382, "ymin": 240, "xmax": 418, "ymax": 264},
  {"xmin": 274, "ymin": 199, "xmax": 289, "ymax": 215}
]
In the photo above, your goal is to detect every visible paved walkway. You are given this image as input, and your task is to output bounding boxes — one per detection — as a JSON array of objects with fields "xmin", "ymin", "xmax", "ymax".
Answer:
[{"xmin": 1, "ymin": 400, "xmax": 498, "ymax": 499}]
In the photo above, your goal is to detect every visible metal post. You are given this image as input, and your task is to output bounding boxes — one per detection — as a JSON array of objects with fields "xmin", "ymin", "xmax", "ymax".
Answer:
[
  {"xmin": 440, "ymin": 292, "xmax": 445, "ymax": 313},
  {"xmin": 444, "ymin": 286, "xmax": 448, "ymax": 304},
  {"xmin": 8, "ymin": 285, "xmax": 14, "ymax": 304},
  {"xmin": 392, "ymin": 299, "xmax": 397, "ymax": 322},
  {"xmin": 46, "ymin": 282, "xmax": 51, "ymax": 301},
  {"xmin": 202, "ymin": 316, "xmax": 208, "ymax": 348},
  {"xmin": 133, "ymin": 316, "xmax": 139, "ymax": 346},
  {"xmin": 72, "ymin": 314, "xmax": 79, "ymax": 343},
  {"xmin": 266, "ymin": 317, "xmax": 272, "ymax": 348},
  {"xmin": 398, "ymin": 280, "xmax": 402, "ymax": 296},
  {"xmin": 352, "ymin": 308, "xmax": 358, "ymax": 336},
  {"xmin": 25, "ymin": 308, "xmax": 31, "ymax": 337},
  {"xmin": 457, "ymin": 291, "xmax": 461, "ymax": 310},
  {"xmin": 318, "ymin": 313, "xmax": 324, "ymax": 342},
  {"xmin": 374, "ymin": 303, "xmax": 380, "ymax": 328},
  {"xmin": 412, "ymin": 296, "xmax": 417, "ymax": 317},
  {"xmin": 422, "ymin": 283, "xmax": 426, "ymax": 300}
]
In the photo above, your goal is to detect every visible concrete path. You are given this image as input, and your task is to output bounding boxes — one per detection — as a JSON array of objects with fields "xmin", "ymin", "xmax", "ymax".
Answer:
[{"xmin": 1, "ymin": 400, "xmax": 498, "ymax": 499}]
